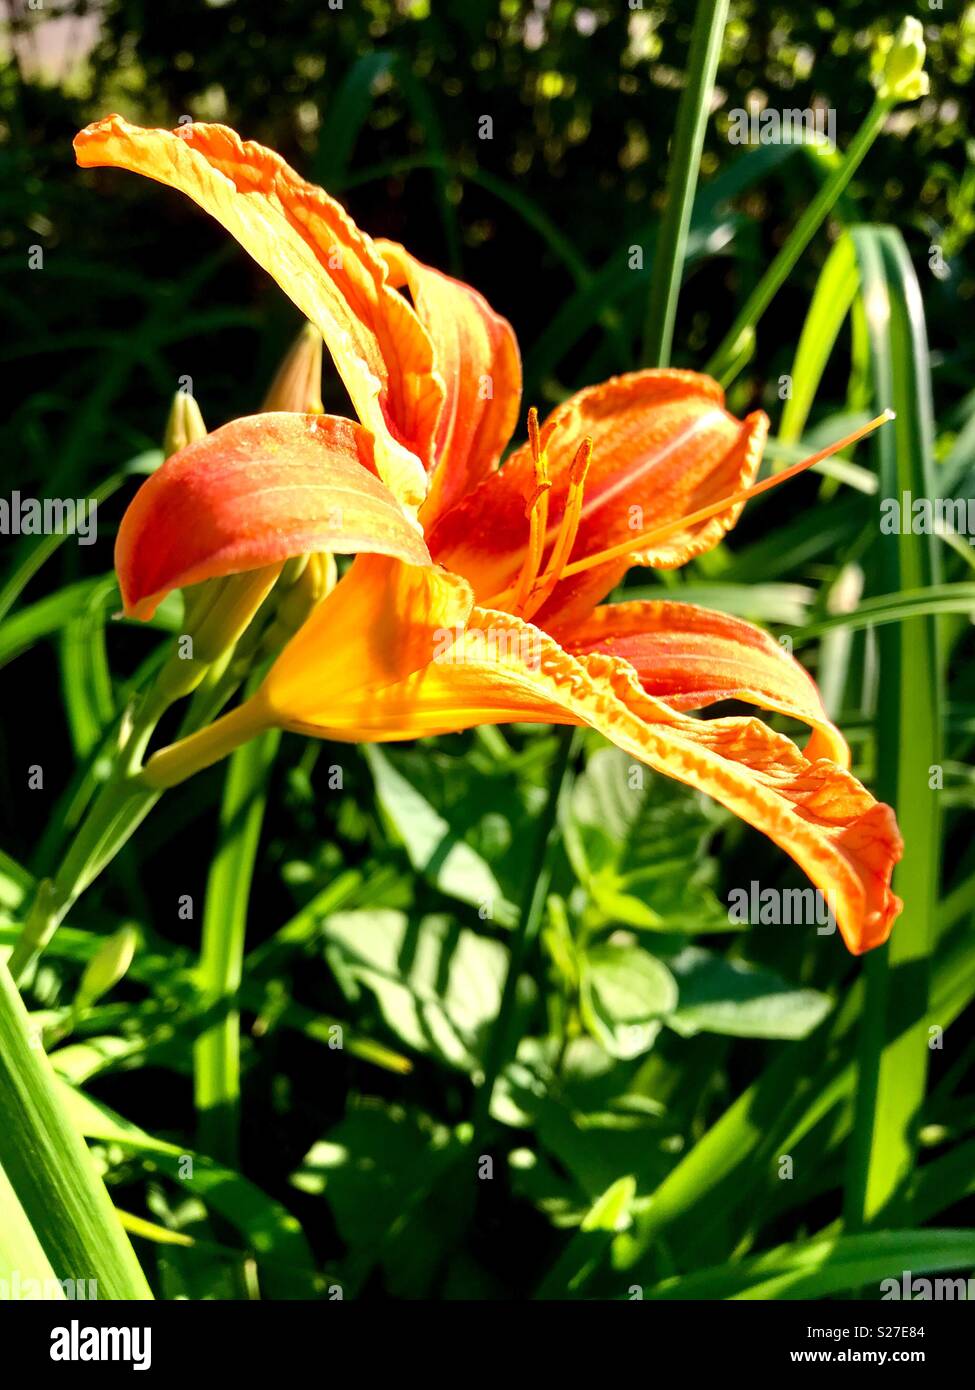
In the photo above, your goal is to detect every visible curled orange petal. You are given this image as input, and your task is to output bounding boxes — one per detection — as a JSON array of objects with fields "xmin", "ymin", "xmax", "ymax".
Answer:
[
  {"xmin": 74, "ymin": 115, "xmax": 442, "ymax": 507},
  {"xmin": 426, "ymin": 369, "xmax": 768, "ymax": 625},
  {"xmin": 259, "ymin": 588, "xmax": 901, "ymax": 955},
  {"xmin": 559, "ymin": 599, "xmax": 849, "ymax": 766},
  {"xmin": 377, "ymin": 239, "xmax": 522, "ymax": 523},
  {"xmin": 115, "ymin": 412, "xmax": 430, "ymax": 620}
]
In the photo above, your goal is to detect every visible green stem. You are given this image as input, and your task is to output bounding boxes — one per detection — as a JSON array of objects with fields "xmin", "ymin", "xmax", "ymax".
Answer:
[
  {"xmin": 195, "ymin": 713, "xmax": 280, "ymax": 1165},
  {"xmin": 10, "ymin": 625, "xmax": 272, "ymax": 982},
  {"xmin": 0, "ymin": 958, "xmax": 152, "ymax": 1298},
  {"xmin": 141, "ymin": 693, "xmax": 275, "ymax": 790},
  {"xmin": 642, "ymin": 0, "xmax": 730, "ymax": 368},
  {"xmin": 706, "ymin": 96, "xmax": 893, "ymax": 386},
  {"xmin": 472, "ymin": 726, "xmax": 578, "ymax": 1138},
  {"xmin": 9, "ymin": 774, "xmax": 158, "ymax": 985}
]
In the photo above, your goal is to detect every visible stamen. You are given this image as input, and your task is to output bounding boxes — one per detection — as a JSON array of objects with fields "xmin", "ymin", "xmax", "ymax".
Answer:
[
  {"xmin": 520, "ymin": 437, "xmax": 592, "ymax": 620},
  {"xmin": 527, "ymin": 404, "xmax": 541, "ymax": 460},
  {"xmin": 509, "ymin": 407, "xmax": 552, "ymax": 612},
  {"xmin": 556, "ymin": 409, "xmax": 895, "ymax": 582}
]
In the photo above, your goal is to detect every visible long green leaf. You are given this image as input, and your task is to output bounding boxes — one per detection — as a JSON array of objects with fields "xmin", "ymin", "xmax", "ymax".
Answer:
[
  {"xmin": 779, "ymin": 233, "xmax": 860, "ymax": 444},
  {"xmin": 611, "ymin": 913, "xmax": 975, "ymax": 1284},
  {"xmin": 642, "ymin": 0, "xmax": 729, "ymax": 367},
  {"xmin": 195, "ymin": 725, "xmax": 280, "ymax": 1165},
  {"xmin": 0, "ymin": 1161, "xmax": 65, "ymax": 1298},
  {"xmin": 795, "ymin": 584, "xmax": 975, "ymax": 639},
  {"xmin": 642, "ymin": 1229, "xmax": 975, "ymax": 1300},
  {"xmin": 0, "ymin": 958, "xmax": 152, "ymax": 1298},
  {"xmin": 62, "ymin": 1086, "xmax": 317, "ymax": 1297},
  {"xmin": 843, "ymin": 226, "xmax": 942, "ymax": 1230}
]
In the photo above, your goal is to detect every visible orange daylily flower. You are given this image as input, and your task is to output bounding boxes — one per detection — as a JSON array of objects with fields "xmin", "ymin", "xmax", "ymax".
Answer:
[{"xmin": 75, "ymin": 115, "xmax": 903, "ymax": 955}]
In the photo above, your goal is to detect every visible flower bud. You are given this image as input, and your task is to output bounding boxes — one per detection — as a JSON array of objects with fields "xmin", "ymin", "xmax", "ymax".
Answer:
[
  {"xmin": 872, "ymin": 17, "xmax": 929, "ymax": 103},
  {"xmin": 262, "ymin": 322, "xmax": 324, "ymax": 413},
  {"xmin": 163, "ymin": 391, "xmax": 207, "ymax": 458},
  {"xmin": 75, "ymin": 925, "xmax": 138, "ymax": 1010},
  {"xmin": 259, "ymin": 553, "xmax": 336, "ymax": 657},
  {"xmin": 158, "ymin": 564, "xmax": 284, "ymax": 703}
]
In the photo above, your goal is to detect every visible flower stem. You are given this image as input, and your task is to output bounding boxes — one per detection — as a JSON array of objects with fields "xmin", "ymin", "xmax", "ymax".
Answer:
[
  {"xmin": 706, "ymin": 96, "xmax": 893, "ymax": 386},
  {"xmin": 195, "ymin": 713, "xmax": 280, "ymax": 1166},
  {"xmin": 140, "ymin": 692, "xmax": 275, "ymax": 790},
  {"xmin": 472, "ymin": 725, "xmax": 578, "ymax": 1139},
  {"xmin": 10, "ymin": 630, "xmax": 272, "ymax": 982},
  {"xmin": 9, "ymin": 774, "xmax": 158, "ymax": 985}
]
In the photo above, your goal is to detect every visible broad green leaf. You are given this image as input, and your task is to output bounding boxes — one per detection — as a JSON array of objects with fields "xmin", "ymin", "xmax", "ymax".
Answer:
[
  {"xmin": 291, "ymin": 1096, "xmax": 467, "ymax": 1297},
  {"xmin": 580, "ymin": 944, "xmax": 677, "ymax": 1060},
  {"xmin": 493, "ymin": 1038, "xmax": 673, "ymax": 1205},
  {"xmin": 607, "ymin": 916, "xmax": 975, "ymax": 1287},
  {"xmin": 322, "ymin": 910, "xmax": 508, "ymax": 1073},
  {"xmin": 366, "ymin": 748, "xmax": 518, "ymax": 926},
  {"xmin": 665, "ymin": 947, "xmax": 833, "ymax": 1039},
  {"xmin": 565, "ymin": 748, "xmax": 732, "ymax": 933},
  {"xmin": 534, "ymin": 1175, "xmax": 637, "ymax": 1300}
]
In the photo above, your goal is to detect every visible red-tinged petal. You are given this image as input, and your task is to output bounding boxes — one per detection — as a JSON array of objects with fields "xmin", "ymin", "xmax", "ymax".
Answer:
[
  {"xmin": 559, "ymin": 599, "xmax": 849, "ymax": 767},
  {"xmin": 377, "ymin": 239, "xmax": 522, "ymax": 523},
  {"xmin": 261, "ymin": 595, "xmax": 901, "ymax": 955},
  {"xmin": 115, "ymin": 412, "xmax": 430, "ymax": 620},
  {"xmin": 74, "ymin": 115, "xmax": 442, "ymax": 507},
  {"xmin": 426, "ymin": 369, "xmax": 768, "ymax": 625}
]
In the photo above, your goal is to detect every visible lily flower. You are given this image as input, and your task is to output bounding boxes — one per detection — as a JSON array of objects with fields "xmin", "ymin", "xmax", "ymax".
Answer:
[{"xmin": 75, "ymin": 116, "xmax": 903, "ymax": 955}]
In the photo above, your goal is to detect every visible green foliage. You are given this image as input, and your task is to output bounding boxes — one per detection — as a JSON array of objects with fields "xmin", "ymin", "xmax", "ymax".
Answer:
[{"xmin": 0, "ymin": 0, "xmax": 972, "ymax": 1305}]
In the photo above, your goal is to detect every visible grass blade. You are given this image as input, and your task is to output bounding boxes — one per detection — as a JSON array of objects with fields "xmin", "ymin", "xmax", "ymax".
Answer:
[
  {"xmin": 195, "ymin": 725, "xmax": 280, "ymax": 1165},
  {"xmin": 0, "ymin": 1161, "xmax": 66, "ymax": 1297},
  {"xmin": 642, "ymin": 1229, "xmax": 975, "ymax": 1300},
  {"xmin": 0, "ymin": 958, "xmax": 152, "ymax": 1298},
  {"xmin": 779, "ymin": 233, "xmax": 859, "ymax": 444},
  {"xmin": 843, "ymin": 226, "xmax": 943, "ymax": 1230},
  {"xmin": 63, "ymin": 1086, "xmax": 317, "ymax": 1298},
  {"xmin": 642, "ymin": 0, "xmax": 729, "ymax": 367}
]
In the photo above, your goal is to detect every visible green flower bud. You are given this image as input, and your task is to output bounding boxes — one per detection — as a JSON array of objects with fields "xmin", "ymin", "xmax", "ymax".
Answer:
[
  {"xmin": 75, "ymin": 926, "xmax": 138, "ymax": 1011},
  {"xmin": 872, "ymin": 17, "xmax": 930, "ymax": 104},
  {"xmin": 163, "ymin": 391, "xmax": 207, "ymax": 458}
]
